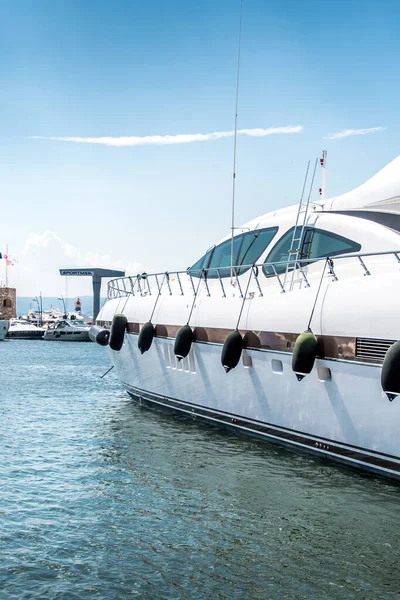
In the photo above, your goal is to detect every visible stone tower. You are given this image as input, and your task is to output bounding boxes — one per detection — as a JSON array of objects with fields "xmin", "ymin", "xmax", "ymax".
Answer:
[{"xmin": 0, "ymin": 287, "xmax": 16, "ymax": 320}]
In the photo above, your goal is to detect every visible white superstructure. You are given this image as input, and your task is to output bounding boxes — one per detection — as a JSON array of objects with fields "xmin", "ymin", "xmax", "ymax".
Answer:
[{"xmin": 96, "ymin": 155, "xmax": 400, "ymax": 480}]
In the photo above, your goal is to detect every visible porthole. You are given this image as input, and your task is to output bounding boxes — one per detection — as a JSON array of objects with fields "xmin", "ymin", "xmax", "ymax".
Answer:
[
  {"xmin": 317, "ymin": 366, "xmax": 332, "ymax": 382},
  {"xmin": 242, "ymin": 353, "xmax": 252, "ymax": 368},
  {"xmin": 271, "ymin": 359, "xmax": 283, "ymax": 374}
]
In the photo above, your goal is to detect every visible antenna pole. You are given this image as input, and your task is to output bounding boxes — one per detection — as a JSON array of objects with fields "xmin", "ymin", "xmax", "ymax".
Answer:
[
  {"xmin": 320, "ymin": 150, "xmax": 327, "ymax": 201},
  {"xmin": 230, "ymin": 0, "xmax": 243, "ymax": 279}
]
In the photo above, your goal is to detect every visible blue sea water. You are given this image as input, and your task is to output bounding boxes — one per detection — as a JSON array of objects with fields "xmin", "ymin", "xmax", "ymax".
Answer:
[{"xmin": 1, "ymin": 340, "xmax": 399, "ymax": 599}]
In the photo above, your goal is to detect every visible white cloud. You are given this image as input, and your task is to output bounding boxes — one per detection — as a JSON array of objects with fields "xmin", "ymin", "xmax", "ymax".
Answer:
[
  {"xmin": 23, "ymin": 230, "xmax": 61, "ymax": 254},
  {"xmin": 30, "ymin": 125, "xmax": 303, "ymax": 147},
  {"xmin": 324, "ymin": 127, "xmax": 385, "ymax": 140},
  {"xmin": 3, "ymin": 230, "xmax": 147, "ymax": 297}
]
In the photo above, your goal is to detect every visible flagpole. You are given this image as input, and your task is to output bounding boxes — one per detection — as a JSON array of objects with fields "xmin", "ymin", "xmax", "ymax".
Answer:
[{"xmin": 6, "ymin": 244, "xmax": 8, "ymax": 287}]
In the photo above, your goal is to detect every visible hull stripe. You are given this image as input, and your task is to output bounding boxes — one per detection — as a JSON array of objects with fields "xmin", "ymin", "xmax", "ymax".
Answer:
[
  {"xmin": 124, "ymin": 383, "xmax": 400, "ymax": 479},
  {"xmin": 97, "ymin": 320, "xmax": 393, "ymax": 365}
]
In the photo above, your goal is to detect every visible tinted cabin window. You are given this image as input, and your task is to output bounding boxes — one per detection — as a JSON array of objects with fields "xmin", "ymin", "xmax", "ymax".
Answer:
[
  {"xmin": 189, "ymin": 227, "xmax": 278, "ymax": 278},
  {"xmin": 189, "ymin": 248, "xmax": 213, "ymax": 273},
  {"xmin": 302, "ymin": 228, "xmax": 361, "ymax": 260},
  {"xmin": 237, "ymin": 228, "xmax": 279, "ymax": 275},
  {"xmin": 263, "ymin": 227, "xmax": 361, "ymax": 277},
  {"xmin": 207, "ymin": 235, "xmax": 243, "ymax": 278},
  {"xmin": 262, "ymin": 228, "xmax": 294, "ymax": 276}
]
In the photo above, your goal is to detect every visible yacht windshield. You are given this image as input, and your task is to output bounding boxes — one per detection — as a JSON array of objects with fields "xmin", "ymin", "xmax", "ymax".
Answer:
[
  {"xmin": 189, "ymin": 227, "xmax": 278, "ymax": 278},
  {"xmin": 70, "ymin": 320, "xmax": 85, "ymax": 327}
]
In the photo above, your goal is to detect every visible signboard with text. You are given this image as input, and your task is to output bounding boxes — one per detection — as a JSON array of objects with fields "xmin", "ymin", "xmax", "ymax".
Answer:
[{"xmin": 60, "ymin": 270, "xmax": 95, "ymax": 276}]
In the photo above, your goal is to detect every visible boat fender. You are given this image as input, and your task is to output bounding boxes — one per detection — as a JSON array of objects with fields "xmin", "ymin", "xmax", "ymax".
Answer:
[
  {"xmin": 221, "ymin": 330, "xmax": 243, "ymax": 373},
  {"xmin": 109, "ymin": 314, "xmax": 128, "ymax": 351},
  {"xmin": 89, "ymin": 325, "xmax": 110, "ymax": 347},
  {"xmin": 381, "ymin": 341, "xmax": 400, "ymax": 401},
  {"xmin": 292, "ymin": 331, "xmax": 318, "ymax": 381},
  {"xmin": 174, "ymin": 325, "xmax": 194, "ymax": 361},
  {"xmin": 138, "ymin": 321, "xmax": 155, "ymax": 354}
]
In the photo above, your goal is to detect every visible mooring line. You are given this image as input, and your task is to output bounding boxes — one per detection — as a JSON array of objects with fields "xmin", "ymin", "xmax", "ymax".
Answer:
[{"xmin": 101, "ymin": 365, "xmax": 114, "ymax": 379}]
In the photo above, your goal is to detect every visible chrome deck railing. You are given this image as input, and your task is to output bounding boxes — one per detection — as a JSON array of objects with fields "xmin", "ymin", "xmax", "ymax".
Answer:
[{"xmin": 107, "ymin": 249, "xmax": 400, "ymax": 300}]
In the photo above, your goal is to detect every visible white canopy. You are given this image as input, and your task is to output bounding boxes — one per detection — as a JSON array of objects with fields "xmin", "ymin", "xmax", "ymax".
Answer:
[{"xmin": 324, "ymin": 155, "xmax": 400, "ymax": 213}]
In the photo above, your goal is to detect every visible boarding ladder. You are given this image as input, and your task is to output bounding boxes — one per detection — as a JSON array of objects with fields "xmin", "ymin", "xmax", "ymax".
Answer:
[{"xmin": 283, "ymin": 158, "xmax": 318, "ymax": 292}]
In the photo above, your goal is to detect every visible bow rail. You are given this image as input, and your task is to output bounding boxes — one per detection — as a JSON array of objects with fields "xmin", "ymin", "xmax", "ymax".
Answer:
[{"xmin": 107, "ymin": 249, "xmax": 400, "ymax": 300}]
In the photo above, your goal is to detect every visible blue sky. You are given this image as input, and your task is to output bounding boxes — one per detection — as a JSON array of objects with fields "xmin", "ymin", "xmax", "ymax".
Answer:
[{"xmin": 1, "ymin": 0, "xmax": 400, "ymax": 298}]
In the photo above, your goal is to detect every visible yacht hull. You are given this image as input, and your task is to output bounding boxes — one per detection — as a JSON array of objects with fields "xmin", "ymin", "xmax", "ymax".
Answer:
[
  {"xmin": 97, "ymin": 181, "xmax": 400, "ymax": 482},
  {"xmin": 43, "ymin": 330, "xmax": 90, "ymax": 341},
  {"xmin": 0, "ymin": 320, "xmax": 9, "ymax": 341},
  {"xmin": 110, "ymin": 334, "xmax": 400, "ymax": 481},
  {"xmin": 6, "ymin": 330, "xmax": 44, "ymax": 340}
]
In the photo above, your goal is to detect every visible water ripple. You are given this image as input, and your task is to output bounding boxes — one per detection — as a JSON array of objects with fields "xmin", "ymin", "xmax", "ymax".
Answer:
[{"xmin": 1, "ymin": 340, "xmax": 400, "ymax": 599}]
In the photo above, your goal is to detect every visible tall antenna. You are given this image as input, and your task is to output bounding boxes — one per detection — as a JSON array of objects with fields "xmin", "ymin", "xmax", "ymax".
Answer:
[
  {"xmin": 319, "ymin": 150, "xmax": 327, "ymax": 201},
  {"xmin": 230, "ymin": 0, "xmax": 244, "ymax": 277}
]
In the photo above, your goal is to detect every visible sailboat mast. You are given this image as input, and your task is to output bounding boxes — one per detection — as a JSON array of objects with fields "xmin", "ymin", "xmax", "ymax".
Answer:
[{"xmin": 230, "ymin": 0, "xmax": 243, "ymax": 278}]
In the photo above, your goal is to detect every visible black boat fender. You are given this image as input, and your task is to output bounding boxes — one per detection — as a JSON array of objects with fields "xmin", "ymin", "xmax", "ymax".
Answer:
[
  {"xmin": 109, "ymin": 314, "xmax": 128, "ymax": 351},
  {"xmin": 174, "ymin": 325, "xmax": 194, "ymax": 361},
  {"xmin": 292, "ymin": 330, "xmax": 318, "ymax": 381},
  {"xmin": 89, "ymin": 325, "xmax": 110, "ymax": 346},
  {"xmin": 138, "ymin": 321, "xmax": 156, "ymax": 354},
  {"xmin": 381, "ymin": 341, "xmax": 400, "ymax": 401},
  {"xmin": 221, "ymin": 330, "xmax": 244, "ymax": 373}
]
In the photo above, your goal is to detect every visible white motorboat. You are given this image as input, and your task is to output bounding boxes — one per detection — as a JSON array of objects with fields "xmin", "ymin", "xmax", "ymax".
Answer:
[
  {"xmin": 94, "ymin": 154, "xmax": 400, "ymax": 481},
  {"xmin": 7, "ymin": 319, "xmax": 45, "ymax": 339},
  {"xmin": 24, "ymin": 307, "xmax": 64, "ymax": 327},
  {"xmin": 0, "ymin": 320, "xmax": 9, "ymax": 341},
  {"xmin": 43, "ymin": 318, "xmax": 91, "ymax": 341},
  {"xmin": 24, "ymin": 298, "xmax": 91, "ymax": 329}
]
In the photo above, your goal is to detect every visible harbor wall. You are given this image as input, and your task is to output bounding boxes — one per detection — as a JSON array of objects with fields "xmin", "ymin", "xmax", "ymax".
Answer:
[{"xmin": 0, "ymin": 287, "xmax": 17, "ymax": 319}]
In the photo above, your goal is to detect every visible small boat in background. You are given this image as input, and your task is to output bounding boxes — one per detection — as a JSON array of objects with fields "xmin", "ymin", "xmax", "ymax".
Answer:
[
  {"xmin": 24, "ymin": 307, "xmax": 63, "ymax": 328},
  {"xmin": 0, "ymin": 320, "xmax": 9, "ymax": 341},
  {"xmin": 21, "ymin": 297, "xmax": 92, "ymax": 329},
  {"xmin": 43, "ymin": 318, "xmax": 91, "ymax": 342},
  {"xmin": 7, "ymin": 319, "xmax": 45, "ymax": 339}
]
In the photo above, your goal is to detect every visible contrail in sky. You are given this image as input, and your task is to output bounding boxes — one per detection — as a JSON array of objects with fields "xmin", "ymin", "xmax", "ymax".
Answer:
[
  {"xmin": 324, "ymin": 127, "xmax": 385, "ymax": 140},
  {"xmin": 30, "ymin": 126, "xmax": 303, "ymax": 147}
]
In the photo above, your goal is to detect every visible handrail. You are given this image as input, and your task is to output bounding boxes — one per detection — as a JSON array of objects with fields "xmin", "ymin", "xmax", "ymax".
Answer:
[{"xmin": 107, "ymin": 249, "xmax": 400, "ymax": 300}]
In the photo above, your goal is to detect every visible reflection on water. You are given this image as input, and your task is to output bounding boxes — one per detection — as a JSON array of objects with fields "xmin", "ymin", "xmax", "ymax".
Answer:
[{"xmin": 0, "ymin": 340, "xmax": 399, "ymax": 599}]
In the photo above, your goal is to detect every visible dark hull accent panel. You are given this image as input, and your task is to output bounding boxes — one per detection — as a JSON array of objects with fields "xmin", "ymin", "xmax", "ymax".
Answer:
[
  {"xmin": 332, "ymin": 209, "xmax": 400, "ymax": 233},
  {"xmin": 125, "ymin": 384, "xmax": 400, "ymax": 481},
  {"xmin": 7, "ymin": 330, "xmax": 44, "ymax": 339},
  {"xmin": 44, "ymin": 331, "xmax": 90, "ymax": 341},
  {"xmin": 97, "ymin": 320, "xmax": 392, "ymax": 364}
]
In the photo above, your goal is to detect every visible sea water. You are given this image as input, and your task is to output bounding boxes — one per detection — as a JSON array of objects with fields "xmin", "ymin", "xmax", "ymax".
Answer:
[{"xmin": 0, "ymin": 340, "xmax": 399, "ymax": 599}]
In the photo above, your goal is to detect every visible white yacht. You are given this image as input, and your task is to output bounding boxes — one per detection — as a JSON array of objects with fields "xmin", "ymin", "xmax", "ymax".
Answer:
[
  {"xmin": 7, "ymin": 319, "xmax": 45, "ymax": 339},
  {"xmin": 0, "ymin": 320, "xmax": 9, "ymax": 341},
  {"xmin": 95, "ymin": 154, "xmax": 400, "ymax": 481},
  {"xmin": 44, "ymin": 318, "xmax": 91, "ymax": 341}
]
